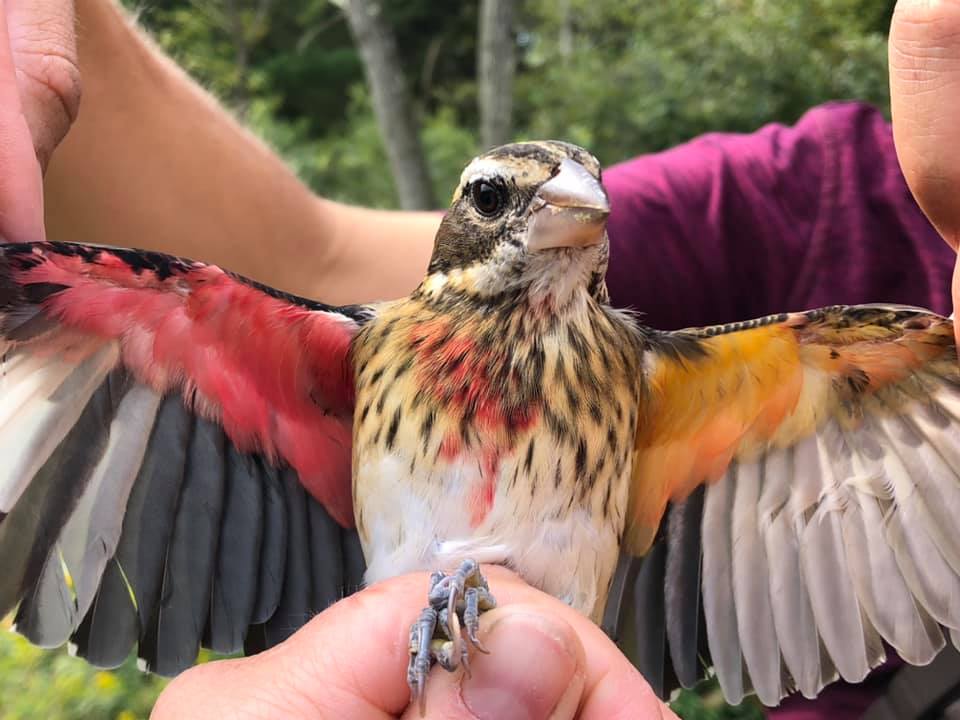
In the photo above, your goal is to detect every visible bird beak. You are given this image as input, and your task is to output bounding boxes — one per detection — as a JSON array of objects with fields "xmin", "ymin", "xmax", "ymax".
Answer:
[{"xmin": 527, "ymin": 158, "xmax": 610, "ymax": 251}]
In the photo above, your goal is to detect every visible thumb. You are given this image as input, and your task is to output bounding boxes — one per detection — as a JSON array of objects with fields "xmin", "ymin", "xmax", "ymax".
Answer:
[
  {"xmin": 0, "ymin": 0, "xmax": 44, "ymax": 242},
  {"xmin": 889, "ymin": 0, "xmax": 960, "ymax": 249},
  {"xmin": 890, "ymin": 0, "xmax": 960, "ymax": 344},
  {"xmin": 401, "ymin": 605, "xmax": 586, "ymax": 720}
]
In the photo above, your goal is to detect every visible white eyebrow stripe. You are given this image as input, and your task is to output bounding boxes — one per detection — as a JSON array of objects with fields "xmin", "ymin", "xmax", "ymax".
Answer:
[{"xmin": 460, "ymin": 158, "xmax": 509, "ymax": 185}]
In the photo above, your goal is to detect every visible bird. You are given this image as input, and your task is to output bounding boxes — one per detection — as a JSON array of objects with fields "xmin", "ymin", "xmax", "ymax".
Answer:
[{"xmin": 2, "ymin": 140, "xmax": 960, "ymax": 712}]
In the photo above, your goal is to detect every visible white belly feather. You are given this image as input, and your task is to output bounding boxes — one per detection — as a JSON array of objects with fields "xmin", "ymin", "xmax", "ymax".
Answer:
[{"xmin": 356, "ymin": 445, "xmax": 624, "ymax": 618}]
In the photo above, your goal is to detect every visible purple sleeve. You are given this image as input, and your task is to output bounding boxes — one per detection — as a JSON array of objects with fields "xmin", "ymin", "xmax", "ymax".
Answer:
[
  {"xmin": 603, "ymin": 101, "xmax": 953, "ymax": 330},
  {"xmin": 602, "ymin": 101, "xmax": 953, "ymax": 718}
]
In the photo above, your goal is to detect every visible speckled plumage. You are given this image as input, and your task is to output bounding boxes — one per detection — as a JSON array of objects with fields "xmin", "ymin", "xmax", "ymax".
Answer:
[
  {"xmin": 352, "ymin": 259, "xmax": 643, "ymax": 620},
  {"xmin": 348, "ymin": 144, "xmax": 643, "ymax": 619}
]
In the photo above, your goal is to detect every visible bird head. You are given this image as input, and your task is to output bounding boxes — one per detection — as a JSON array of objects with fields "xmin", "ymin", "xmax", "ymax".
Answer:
[{"xmin": 422, "ymin": 141, "xmax": 611, "ymax": 310}]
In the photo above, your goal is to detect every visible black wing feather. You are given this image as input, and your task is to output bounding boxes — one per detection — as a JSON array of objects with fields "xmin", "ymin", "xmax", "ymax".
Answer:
[
  {"xmin": 609, "ymin": 490, "xmax": 712, "ymax": 700},
  {"xmin": 665, "ymin": 485, "xmax": 706, "ymax": 688},
  {"xmin": 263, "ymin": 469, "xmax": 314, "ymax": 646},
  {"xmin": 631, "ymin": 538, "xmax": 669, "ymax": 698},
  {"xmin": 71, "ymin": 559, "xmax": 140, "ymax": 668},
  {"xmin": 128, "ymin": 395, "xmax": 192, "ymax": 646},
  {"xmin": 141, "ymin": 415, "xmax": 226, "ymax": 676},
  {"xmin": 205, "ymin": 443, "xmax": 264, "ymax": 654},
  {"xmin": 341, "ymin": 526, "xmax": 367, "ymax": 596},
  {"xmin": 307, "ymin": 493, "xmax": 345, "ymax": 613},
  {"xmin": 250, "ymin": 460, "xmax": 288, "ymax": 626}
]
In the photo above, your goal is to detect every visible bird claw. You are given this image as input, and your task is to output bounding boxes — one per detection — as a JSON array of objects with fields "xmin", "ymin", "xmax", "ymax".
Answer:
[
  {"xmin": 406, "ymin": 607, "xmax": 437, "ymax": 716},
  {"xmin": 407, "ymin": 559, "xmax": 497, "ymax": 715}
]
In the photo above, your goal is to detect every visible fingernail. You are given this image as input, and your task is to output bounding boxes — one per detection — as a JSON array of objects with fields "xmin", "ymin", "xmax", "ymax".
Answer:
[{"xmin": 461, "ymin": 610, "xmax": 580, "ymax": 720}]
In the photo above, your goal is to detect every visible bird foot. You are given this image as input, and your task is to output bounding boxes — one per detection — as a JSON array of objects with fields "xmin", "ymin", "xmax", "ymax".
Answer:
[{"xmin": 407, "ymin": 559, "xmax": 496, "ymax": 715}]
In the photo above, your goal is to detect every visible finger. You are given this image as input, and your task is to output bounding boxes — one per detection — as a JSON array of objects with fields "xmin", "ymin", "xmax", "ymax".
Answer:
[
  {"xmin": 6, "ymin": 0, "xmax": 79, "ymax": 170},
  {"xmin": 0, "ymin": 0, "xmax": 44, "ymax": 242},
  {"xmin": 399, "ymin": 605, "xmax": 587, "ymax": 720},
  {"xmin": 154, "ymin": 573, "xmax": 462, "ymax": 720},
  {"xmin": 577, "ymin": 658, "xmax": 680, "ymax": 720},
  {"xmin": 952, "ymin": 255, "xmax": 960, "ymax": 346},
  {"xmin": 889, "ymin": 0, "xmax": 960, "ymax": 250},
  {"xmin": 150, "ymin": 652, "xmax": 379, "ymax": 720},
  {"xmin": 154, "ymin": 576, "xmax": 428, "ymax": 720},
  {"xmin": 479, "ymin": 570, "xmax": 679, "ymax": 720}
]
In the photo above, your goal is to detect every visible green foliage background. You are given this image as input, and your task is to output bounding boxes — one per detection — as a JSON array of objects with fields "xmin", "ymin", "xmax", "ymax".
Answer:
[
  {"xmin": 0, "ymin": 617, "xmax": 162, "ymax": 719},
  {"xmin": 2, "ymin": 1, "xmax": 895, "ymax": 717},
  {"xmin": 125, "ymin": 0, "xmax": 894, "ymax": 209}
]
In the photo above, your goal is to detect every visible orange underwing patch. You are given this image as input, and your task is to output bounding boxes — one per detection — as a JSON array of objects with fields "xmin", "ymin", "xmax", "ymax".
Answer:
[
  {"xmin": 624, "ymin": 312, "xmax": 955, "ymax": 556},
  {"xmin": 626, "ymin": 324, "xmax": 801, "ymax": 554}
]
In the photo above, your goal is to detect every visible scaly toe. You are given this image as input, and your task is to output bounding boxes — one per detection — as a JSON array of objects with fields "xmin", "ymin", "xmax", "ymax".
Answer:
[
  {"xmin": 407, "ymin": 606, "xmax": 438, "ymax": 715},
  {"xmin": 405, "ymin": 560, "xmax": 498, "ymax": 715}
]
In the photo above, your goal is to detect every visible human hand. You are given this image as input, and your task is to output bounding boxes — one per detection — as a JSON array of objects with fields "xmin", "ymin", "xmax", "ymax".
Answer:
[
  {"xmin": 889, "ymin": 0, "xmax": 960, "ymax": 341},
  {"xmin": 151, "ymin": 566, "xmax": 677, "ymax": 720},
  {"xmin": 0, "ymin": 0, "xmax": 79, "ymax": 242}
]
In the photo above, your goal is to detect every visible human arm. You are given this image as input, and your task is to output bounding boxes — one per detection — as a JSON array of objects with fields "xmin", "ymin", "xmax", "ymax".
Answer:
[
  {"xmin": 41, "ymin": 0, "xmax": 436, "ymax": 305},
  {"xmin": 151, "ymin": 567, "xmax": 676, "ymax": 720}
]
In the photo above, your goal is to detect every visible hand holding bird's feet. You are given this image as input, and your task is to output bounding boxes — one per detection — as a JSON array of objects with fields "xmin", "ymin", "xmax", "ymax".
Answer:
[{"xmin": 151, "ymin": 567, "xmax": 676, "ymax": 719}]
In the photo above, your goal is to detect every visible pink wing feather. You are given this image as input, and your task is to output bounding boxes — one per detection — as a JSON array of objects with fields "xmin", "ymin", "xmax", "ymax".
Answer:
[
  {"xmin": 0, "ymin": 241, "xmax": 374, "ymax": 675},
  {"xmin": 4, "ymin": 241, "xmax": 365, "ymax": 526}
]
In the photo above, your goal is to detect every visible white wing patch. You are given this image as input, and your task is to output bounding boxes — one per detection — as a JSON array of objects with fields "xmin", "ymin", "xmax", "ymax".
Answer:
[
  {"xmin": 703, "ymin": 389, "xmax": 960, "ymax": 703},
  {"xmin": 0, "ymin": 345, "xmax": 119, "ymax": 515}
]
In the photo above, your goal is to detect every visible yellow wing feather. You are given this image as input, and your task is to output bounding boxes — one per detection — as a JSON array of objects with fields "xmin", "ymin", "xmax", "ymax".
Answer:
[{"xmin": 626, "ymin": 305, "xmax": 956, "ymax": 555}]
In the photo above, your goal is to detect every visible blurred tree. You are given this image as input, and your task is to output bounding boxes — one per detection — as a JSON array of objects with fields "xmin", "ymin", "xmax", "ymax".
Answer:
[
  {"xmin": 478, "ymin": 0, "xmax": 517, "ymax": 149},
  {"xmin": 149, "ymin": 0, "xmax": 276, "ymax": 117},
  {"xmin": 342, "ymin": 0, "xmax": 435, "ymax": 209},
  {"xmin": 223, "ymin": 0, "xmax": 274, "ymax": 116}
]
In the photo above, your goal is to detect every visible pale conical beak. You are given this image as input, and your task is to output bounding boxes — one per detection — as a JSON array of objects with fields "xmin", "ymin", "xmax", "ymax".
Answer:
[{"xmin": 527, "ymin": 158, "xmax": 610, "ymax": 251}]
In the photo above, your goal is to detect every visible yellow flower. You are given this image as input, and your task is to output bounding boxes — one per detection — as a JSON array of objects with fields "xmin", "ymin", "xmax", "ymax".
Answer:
[{"xmin": 93, "ymin": 671, "xmax": 119, "ymax": 692}]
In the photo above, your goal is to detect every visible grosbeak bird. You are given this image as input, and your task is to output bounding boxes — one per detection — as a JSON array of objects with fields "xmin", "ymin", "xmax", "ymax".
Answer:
[{"xmin": 2, "ymin": 140, "xmax": 960, "ymax": 712}]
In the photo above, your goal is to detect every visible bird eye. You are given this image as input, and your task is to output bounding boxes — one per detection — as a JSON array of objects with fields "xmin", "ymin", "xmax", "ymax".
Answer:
[{"xmin": 470, "ymin": 180, "xmax": 504, "ymax": 217}]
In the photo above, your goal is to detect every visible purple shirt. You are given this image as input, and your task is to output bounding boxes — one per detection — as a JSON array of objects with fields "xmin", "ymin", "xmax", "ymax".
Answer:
[
  {"xmin": 601, "ymin": 101, "xmax": 954, "ymax": 718},
  {"xmin": 604, "ymin": 101, "xmax": 952, "ymax": 327}
]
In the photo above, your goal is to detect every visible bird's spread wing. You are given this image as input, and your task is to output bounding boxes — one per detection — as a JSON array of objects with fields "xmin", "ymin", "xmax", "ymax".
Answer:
[
  {"xmin": 0, "ymin": 241, "xmax": 371, "ymax": 675},
  {"xmin": 608, "ymin": 304, "xmax": 960, "ymax": 706}
]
